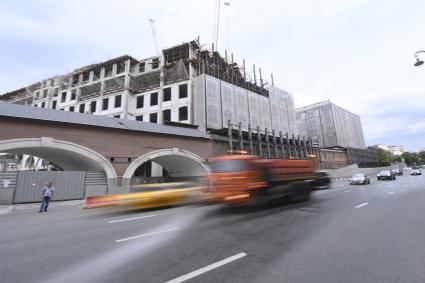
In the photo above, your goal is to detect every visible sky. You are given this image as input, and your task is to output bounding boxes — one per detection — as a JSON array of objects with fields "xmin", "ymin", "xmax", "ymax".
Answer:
[{"xmin": 1, "ymin": 0, "xmax": 425, "ymax": 151}]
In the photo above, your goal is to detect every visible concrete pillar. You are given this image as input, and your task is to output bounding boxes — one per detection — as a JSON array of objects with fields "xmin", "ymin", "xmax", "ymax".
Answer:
[{"xmin": 151, "ymin": 162, "xmax": 163, "ymax": 177}]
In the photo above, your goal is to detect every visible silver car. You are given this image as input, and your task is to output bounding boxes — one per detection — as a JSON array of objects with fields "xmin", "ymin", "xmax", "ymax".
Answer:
[{"xmin": 349, "ymin": 173, "xmax": 370, "ymax": 185}]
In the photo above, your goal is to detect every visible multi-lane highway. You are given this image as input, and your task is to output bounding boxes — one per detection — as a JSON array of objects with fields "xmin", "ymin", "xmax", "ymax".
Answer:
[{"xmin": 0, "ymin": 172, "xmax": 424, "ymax": 283}]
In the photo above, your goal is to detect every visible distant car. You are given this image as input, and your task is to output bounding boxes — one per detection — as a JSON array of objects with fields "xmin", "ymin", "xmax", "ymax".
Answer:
[
  {"xmin": 349, "ymin": 173, "xmax": 370, "ymax": 185},
  {"xmin": 410, "ymin": 170, "xmax": 422, "ymax": 176},
  {"xmin": 377, "ymin": 170, "xmax": 396, "ymax": 180},
  {"xmin": 403, "ymin": 167, "xmax": 412, "ymax": 170},
  {"xmin": 390, "ymin": 168, "xmax": 403, "ymax": 176}
]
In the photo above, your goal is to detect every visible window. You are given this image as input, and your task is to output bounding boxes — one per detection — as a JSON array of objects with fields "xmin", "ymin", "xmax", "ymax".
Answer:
[
  {"xmin": 150, "ymin": 113, "xmax": 158, "ymax": 123},
  {"xmin": 71, "ymin": 90, "xmax": 77, "ymax": 100},
  {"xmin": 93, "ymin": 69, "xmax": 101, "ymax": 81},
  {"xmin": 102, "ymin": 98, "xmax": 109, "ymax": 110},
  {"xmin": 117, "ymin": 62, "xmax": 125, "ymax": 74},
  {"xmin": 79, "ymin": 104, "xmax": 85, "ymax": 113},
  {"xmin": 43, "ymin": 89, "xmax": 48, "ymax": 98},
  {"xmin": 115, "ymin": 95, "xmax": 122, "ymax": 108},
  {"xmin": 163, "ymin": 88, "xmax": 171, "ymax": 102},
  {"xmin": 72, "ymin": 74, "xmax": 79, "ymax": 86},
  {"xmin": 104, "ymin": 65, "xmax": 113, "ymax": 77},
  {"xmin": 41, "ymin": 102, "xmax": 46, "ymax": 108},
  {"xmin": 53, "ymin": 88, "xmax": 58, "ymax": 97},
  {"xmin": 90, "ymin": 101, "xmax": 96, "ymax": 113},
  {"xmin": 82, "ymin": 71, "xmax": 90, "ymax": 82},
  {"xmin": 179, "ymin": 106, "xmax": 188, "ymax": 121},
  {"xmin": 34, "ymin": 92, "xmax": 39, "ymax": 100},
  {"xmin": 70, "ymin": 106, "xmax": 75, "ymax": 112},
  {"xmin": 139, "ymin": 62, "xmax": 145, "ymax": 73},
  {"xmin": 152, "ymin": 58, "xmax": 159, "ymax": 69},
  {"xmin": 150, "ymin": 92, "xmax": 158, "ymax": 106},
  {"xmin": 61, "ymin": 92, "xmax": 67, "ymax": 103},
  {"xmin": 52, "ymin": 101, "xmax": 57, "ymax": 109},
  {"xmin": 136, "ymin": 96, "xmax": 144, "ymax": 108},
  {"xmin": 179, "ymin": 84, "xmax": 188, "ymax": 98},
  {"xmin": 162, "ymin": 109, "xmax": 171, "ymax": 122},
  {"xmin": 136, "ymin": 115, "xmax": 143, "ymax": 121}
]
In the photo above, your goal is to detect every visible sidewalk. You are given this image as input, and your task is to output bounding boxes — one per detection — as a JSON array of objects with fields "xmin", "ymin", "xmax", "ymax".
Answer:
[{"xmin": 0, "ymin": 199, "xmax": 85, "ymax": 215}]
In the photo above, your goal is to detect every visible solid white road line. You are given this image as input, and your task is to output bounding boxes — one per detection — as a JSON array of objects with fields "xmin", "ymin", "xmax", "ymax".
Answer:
[
  {"xmin": 343, "ymin": 190, "xmax": 352, "ymax": 193},
  {"xmin": 108, "ymin": 214, "xmax": 156, "ymax": 224},
  {"xmin": 165, "ymin": 253, "xmax": 247, "ymax": 283},
  {"xmin": 355, "ymin": 202, "xmax": 369, "ymax": 209},
  {"xmin": 115, "ymin": 227, "xmax": 179, "ymax": 243},
  {"xmin": 388, "ymin": 192, "xmax": 394, "ymax": 195}
]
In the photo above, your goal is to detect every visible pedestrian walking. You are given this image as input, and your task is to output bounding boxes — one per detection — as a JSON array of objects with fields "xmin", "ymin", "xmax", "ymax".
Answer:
[{"xmin": 39, "ymin": 182, "xmax": 55, "ymax": 213}]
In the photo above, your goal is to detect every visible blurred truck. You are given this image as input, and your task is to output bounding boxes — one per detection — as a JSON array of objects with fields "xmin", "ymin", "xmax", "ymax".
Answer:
[{"xmin": 206, "ymin": 155, "xmax": 330, "ymax": 205}]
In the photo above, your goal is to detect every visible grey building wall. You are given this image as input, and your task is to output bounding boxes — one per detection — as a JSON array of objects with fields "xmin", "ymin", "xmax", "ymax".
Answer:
[
  {"xmin": 296, "ymin": 101, "xmax": 366, "ymax": 149},
  {"xmin": 193, "ymin": 74, "xmax": 297, "ymax": 135}
]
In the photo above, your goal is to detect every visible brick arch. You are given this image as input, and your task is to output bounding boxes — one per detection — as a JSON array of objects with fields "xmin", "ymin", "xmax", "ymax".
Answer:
[
  {"xmin": 123, "ymin": 148, "xmax": 211, "ymax": 180},
  {"xmin": 0, "ymin": 137, "xmax": 117, "ymax": 180}
]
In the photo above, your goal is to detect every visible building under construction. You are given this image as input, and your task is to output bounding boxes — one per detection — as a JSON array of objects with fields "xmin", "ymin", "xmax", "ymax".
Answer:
[{"xmin": 1, "ymin": 39, "xmax": 315, "ymax": 159}]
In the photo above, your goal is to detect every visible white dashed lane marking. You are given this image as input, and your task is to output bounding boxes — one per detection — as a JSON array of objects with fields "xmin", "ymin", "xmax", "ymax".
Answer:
[
  {"xmin": 165, "ymin": 253, "xmax": 247, "ymax": 283},
  {"xmin": 108, "ymin": 214, "xmax": 156, "ymax": 224},
  {"xmin": 355, "ymin": 202, "xmax": 369, "ymax": 209},
  {"xmin": 115, "ymin": 227, "xmax": 180, "ymax": 243}
]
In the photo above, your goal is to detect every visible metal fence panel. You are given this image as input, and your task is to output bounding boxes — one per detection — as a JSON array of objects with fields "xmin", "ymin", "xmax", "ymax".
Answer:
[
  {"xmin": 14, "ymin": 171, "xmax": 85, "ymax": 203},
  {"xmin": 0, "ymin": 172, "xmax": 18, "ymax": 204},
  {"xmin": 85, "ymin": 171, "xmax": 107, "ymax": 197}
]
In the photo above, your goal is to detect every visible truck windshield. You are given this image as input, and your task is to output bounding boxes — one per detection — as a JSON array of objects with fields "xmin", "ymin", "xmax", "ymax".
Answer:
[{"xmin": 210, "ymin": 160, "xmax": 248, "ymax": 173}]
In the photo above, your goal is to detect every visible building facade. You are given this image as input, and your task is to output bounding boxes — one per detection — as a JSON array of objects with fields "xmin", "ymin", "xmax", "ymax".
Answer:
[
  {"xmin": 296, "ymin": 100, "xmax": 366, "ymax": 149},
  {"xmin": 1, "ymin": 40, "xmax": 297, "ymax": 138}
]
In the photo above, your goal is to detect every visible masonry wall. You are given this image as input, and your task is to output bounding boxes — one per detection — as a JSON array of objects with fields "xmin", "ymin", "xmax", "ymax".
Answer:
[{"xmin": 0, "ymin": 117, "xmax": 221, "ymax": 178}]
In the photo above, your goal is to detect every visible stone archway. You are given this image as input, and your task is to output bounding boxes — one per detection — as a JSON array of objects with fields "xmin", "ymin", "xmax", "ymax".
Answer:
[
  {"xmin": 122, "ymin": 148, "xmax": 211, "ymax": 188},
  {"xmin": 0, "ymin": 137, "xmax": 117, "ymax": 182}
]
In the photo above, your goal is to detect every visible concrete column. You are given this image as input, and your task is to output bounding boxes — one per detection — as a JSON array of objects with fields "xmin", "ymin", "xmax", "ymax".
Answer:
[{"xmin": 151, "ymin": 162, "xmax": 163, "ymax": 177}]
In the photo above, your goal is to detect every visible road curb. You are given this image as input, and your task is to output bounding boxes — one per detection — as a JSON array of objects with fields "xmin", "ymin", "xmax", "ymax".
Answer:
[
  {"xmin": 2, "ymin": 200, "xmax": 86, "ymax": 213},
  {"xmin": 15, "ymin": 200, "xmax": 85, "ymax": 211}
]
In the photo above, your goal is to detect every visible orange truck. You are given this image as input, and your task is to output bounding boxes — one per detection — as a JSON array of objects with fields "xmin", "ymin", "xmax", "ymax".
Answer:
[{"xmin": 206, "ymin": 155, "xmax": 330, "ymax": 205}]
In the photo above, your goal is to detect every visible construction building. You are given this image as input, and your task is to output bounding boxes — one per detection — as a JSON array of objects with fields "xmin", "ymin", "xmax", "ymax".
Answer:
[
  {"xmin": 1, "ymin": 39, "xmax": 319, "ymax": 178},
  {"xmin": 296, "ymin": 100, "xmax": 378, "ymax": 168},
  {"xmin": 0, "ymin": 39, "xmax": 297, "ymax": 137},
  {"xmin": 296, "ymin": 100, "xmax": 366, "ymax": 149}
]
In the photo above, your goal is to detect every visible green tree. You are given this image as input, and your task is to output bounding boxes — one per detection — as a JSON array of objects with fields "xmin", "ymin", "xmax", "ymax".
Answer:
[
  {"xmin": 401, "ymin": 152, "xmax": 419, "ymax": 166},
  {"xmin": 376, "ymin": 148, "xmax": 393, "ymax": 164},
  {"xmin": 418, "ymin": 151, "xmax": 425, "ymax": 165},
  {"xmin": 392, "ymin": 155, "xmax": 403, "ymax": 163}
]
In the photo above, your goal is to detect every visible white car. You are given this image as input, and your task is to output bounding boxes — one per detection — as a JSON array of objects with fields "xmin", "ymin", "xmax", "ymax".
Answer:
[{"xmin": 349, "ymin": 173, "xmax": 370, "ymax": 185}]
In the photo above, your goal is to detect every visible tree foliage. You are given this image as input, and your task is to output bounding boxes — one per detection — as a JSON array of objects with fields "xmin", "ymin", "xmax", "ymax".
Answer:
[
  {"xmin": 401, "ymin": 151, "xmax": 425, "ymax": 166},
  {"xmin": 376, "ymin": 148, "xmax": 394, "ymax": 163}
]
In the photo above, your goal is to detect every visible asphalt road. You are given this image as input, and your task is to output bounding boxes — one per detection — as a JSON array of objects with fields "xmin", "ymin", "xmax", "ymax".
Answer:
[{"xmin": 0, "ymin": 171, "xmax": 424, "ymax": 283}]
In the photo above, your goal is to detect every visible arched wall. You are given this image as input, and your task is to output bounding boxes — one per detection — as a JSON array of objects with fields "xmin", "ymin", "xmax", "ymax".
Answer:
[
  {"xmin": 0, "ymin": 137, "xmax": 117, "ymax": 181},
  {"xmin": 123, "ymin": 148, "xmax": 211, "ymax": 180}
]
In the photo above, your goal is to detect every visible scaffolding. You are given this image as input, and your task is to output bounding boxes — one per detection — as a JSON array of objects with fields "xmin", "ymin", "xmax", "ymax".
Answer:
[{"xmin": 224, "ymin": 120, "xmax": 320, "ymax": 160}]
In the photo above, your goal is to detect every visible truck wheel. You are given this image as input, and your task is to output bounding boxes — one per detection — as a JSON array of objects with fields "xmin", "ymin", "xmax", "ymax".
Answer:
[{"xmin": 291, "ymin": 190, "xmax": 311, "ymax": 203}]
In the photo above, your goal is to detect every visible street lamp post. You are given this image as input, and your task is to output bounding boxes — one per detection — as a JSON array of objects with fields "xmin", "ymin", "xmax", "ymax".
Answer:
[{"xmin": 414, "ymin": 50, "xmax": 425, "ymax": 67}]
